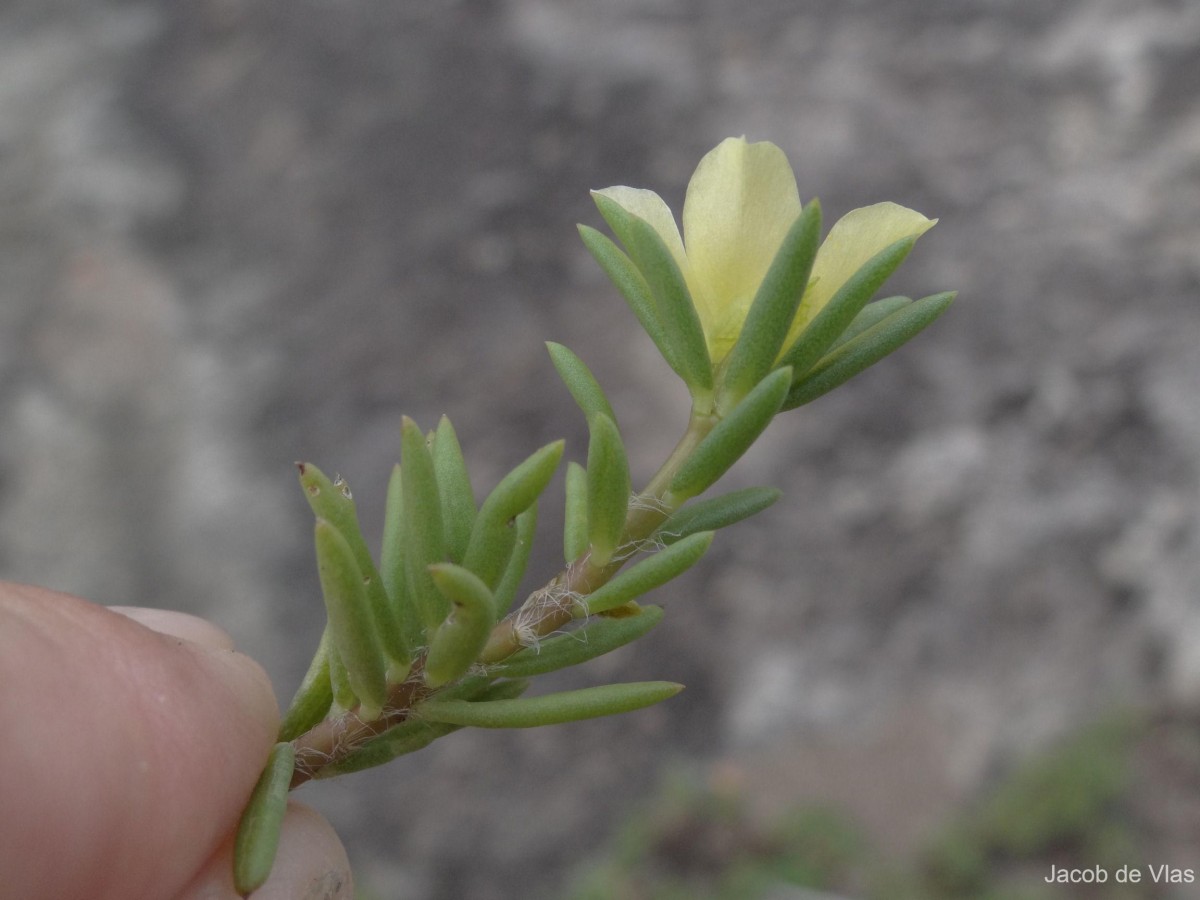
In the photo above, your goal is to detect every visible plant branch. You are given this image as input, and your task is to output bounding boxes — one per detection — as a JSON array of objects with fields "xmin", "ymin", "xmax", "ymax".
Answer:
[{"xmin": 288, "ymin": 411, "xmax": 719, "ymax": 786}]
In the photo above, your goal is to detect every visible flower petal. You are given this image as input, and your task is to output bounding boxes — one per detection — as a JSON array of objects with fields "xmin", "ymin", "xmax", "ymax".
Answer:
[
  {"xmin": 789, "ymin": 202, "xmax": 935, "ymax": 344},
  {"xmin": 683, "ymin": 138, "xmax": 801, "ymax": 358}
]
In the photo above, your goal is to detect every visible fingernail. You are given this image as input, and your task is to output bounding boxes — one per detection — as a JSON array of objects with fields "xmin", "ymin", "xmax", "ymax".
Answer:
[{"xmin": 109, "ymin": 606, "xmax": 237, "ymax": 650}]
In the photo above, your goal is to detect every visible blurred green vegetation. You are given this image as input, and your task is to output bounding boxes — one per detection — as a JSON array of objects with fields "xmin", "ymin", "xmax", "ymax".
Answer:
[
  {"xmin": 564, "ymin": 711, "xmax": 1196, "ymax": 900},
  {"xmin": 567, "ymin": 766, "xmax": 866, "ymax": 900}
]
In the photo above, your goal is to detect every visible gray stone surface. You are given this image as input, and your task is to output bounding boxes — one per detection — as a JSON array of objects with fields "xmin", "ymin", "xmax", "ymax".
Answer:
[{"xmin": 2, "ymin": 0, "xmax": 1199, "ymax": 897}]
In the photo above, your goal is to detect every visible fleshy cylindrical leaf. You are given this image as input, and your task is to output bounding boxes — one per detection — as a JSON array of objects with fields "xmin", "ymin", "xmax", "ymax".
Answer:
[
  {"xmin": 577, "ymin": 224, "xmax": 680, "ymax": 377},
  {"xmin": 582, "ymin": 531, "xmax": 713, "ymax": 616},
  {"xmin": 720, "ymin": 200, "xmax": 822, "ymax": 403},
  {"xmin": 586, "ymin": 412, "xmax": 631, "ymax": 568},
  {"xmin": 233, "ymin": 742, "xmax": 296, "ymax": 896},
  {"xmin": 327, "ymin": 637, "xmax": 357, "ymax": 713},
  {"xmin": 296, "ymin": 462, "xmax": 358, "ymax": 540},
  {"xmin": 298, "ymin": 464, "xmax": 409, "ymax": 676},
  {"xmin": 828, "ymin": 295, "xmax": 912, "ymax": 352},
  {"xmin": 563, "ymin": 460, "xmax": 589, "ymax": 563},
  {"xmin": 592, "ymin": 191, "xmax": 712, "ymax": 392},
  {"xmin": 316, "ymin": 679, "xmax": 538, "ymax": 776},
  {"xmin": 462, "ymin": 677, "xmax": 531, "ymax": 704},
  {"xmin": 462, "ymin": 440, "xmax": 564, "ymax": 589},
  {"xmin": 547, "ymin": 342, "xmax": 618, "ymax": 426},
  {"xmin": 380, "ymin": 464, "xmax": 423, "ymax": 654},
  {"xmin": 621, "ymin": 211, "xmax": 713, "ymax": 393},
  {"xmin": 493, "ymin": 503, "xmax": 538, "ymax": 616},
  {"xmin": 278, "ymin": 627, "xmax": 334, "ymax": 742},
  {"xmin": 416, "ymin": 681, "xmax": 683, "ymax": 728},
  {"xmin": 320, "ymin": 673, "xmax": 495, "ymax": 776},
  {"xmin": 424, "ymin": 563, "xmax": 498, "ymax": 688},
  {"xmin": 491, "ymin": 605, "xmax": 664, "ymax": 679},
  {"xmin": 778, "ymin": 236, "xmax": 917, "ymax": 378},
  {"xmin": 656, "ymin": 487, "xmax": 782, "ymax": 546},
  {"xmin": 669, "ymin": 367, "xmax": 792, "ymax": 500},
  {"xmin": 433, "ymin": 416, "xmax": 476, "ymax": 563},
  {"xmin": 380, "ymin": 463, "xmax": 405, "ymax": 610},
  {"xmin": 400, "ymin": 417, "xmax": 448, "ymax": 633},
  {"xmin": 314, "ymin": 519, "xmax": 389, "ymax": 720},
  {"xmin": 462, "ymin": 517, "xmax": 516, "ymax": 599},
  {"xmin": 784, "ymin": 291, "xmax": 956, "ymax": 410},
  {"xmin": 318, "ymin": 720, "xmax": 459, "ymax": 778}
]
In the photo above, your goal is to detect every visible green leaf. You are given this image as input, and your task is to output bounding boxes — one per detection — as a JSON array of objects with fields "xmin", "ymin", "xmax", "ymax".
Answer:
[
  {"xmin": 297, "ymin": 463, "xmax": 409, "ymax": 677},
  {"xmin": 380, "ymin": 464, "xmax": 423, "ymax": 653},
  {"xmin": 563, "ymin": 460, "xmax": 589, "ymax": 563},
  {"xmin": 590, "ymin": 189, "xmax": 648, "ymax": 254},
  {"xmin": 465, "ymin": 681, "xmax": 528, "ymax": 710},
  {"xmin": 577, "ymin": 224, "xmax": 680, "ymax": 378},
  {"xmin": 721, "ymin": 200, "xmax": 822, "ymax": 403},
  {"xmin": 277, "ymin": 627, "xmax": 333, "ymax": 742},
  {"xmin": 656, "ymin": 487, "xmax": 782, "ymax": 546},
  {"xmin": 622, "ymin": 212, "xmax": 713, "ymax": 393},
  {"xmin": 591, "ymin": 192, "xmax": 712, "ymax": 393},
  {"xmin": 490, "ymin": 604, "xmax": 664, "ymax": 679},
  {"xmin": 424, "ymin": 563, "xmax": 498, "ymax": 688},
  {"xmin": 416, "ymin": 681, "xmax": 683, "ymax": 728},
  {"xmin": 313, "ymin": 678, "xmax": 531, "ymax": 778},
  {"xmin": 469, "ymin": 677, "xmax": 532, "ymax": 703},
  {"xmin": 828, "ymin": 295, "xmax": 912, "ymax": 352},
  {"xmin": 428, "ymin": 672, "xmax": 494, "ymax": 701},
  {"xmin": 314, "ymin": 519, "xmax": 389, "ymax": 720},
  {"xmin": 547, "ymin": 342, "xmax": 618, "ymax": 425},
  {"xmin": 295, "ymin": 462, "xmax": 358, "ymax": 544},
  {"xmin": 380, "ymin": 463, "xmax": 405, "ymax": 607},
  {"xmin": 582, "ymin": 531, "xmax": 713, "ymax": 616},
  {"xmin": 320, "ymin": 720, "xmax": 458, "ymax": 778},
  {"xmin": 669, "ymin": 366, "xmax": 792, "ymax": 500},
  {"xmin": 233, "ymin": 742, "xmax": 296, "ymax": 896},
  {"xmin": 779, "ymin": 235, "xmax": 917, "ymax": 378},
  {"xmin": 494, "ymin": 503, "xmax": 538, "ymax": 616},
  {"xmin": 586, "ymin": 412, "xmax": 631, "ymax": 568},
  {"xmin": 327, "ymin": 636, "xmax": 357, "ymax": 713},
  {"xmin": 400, "ymin": 417, "xmax": 448, "ymax": 633},
  {"xmin": 432, "ymin": 416, "xmax": 476, "ymax": 564},
  {"xmin": 463, "ymin": 440, "xmax": 564, "ymax": 589},
  {"xmin": 784, "ymin": 291, "xmax": 956, "ymax": 410},
  {"xmin": 325, "ymin": 680, "xmax": 535, "ymax": 776},
  {"xmin": 463, "ymin": 519, "xmax": 517, "ymax": 601}
]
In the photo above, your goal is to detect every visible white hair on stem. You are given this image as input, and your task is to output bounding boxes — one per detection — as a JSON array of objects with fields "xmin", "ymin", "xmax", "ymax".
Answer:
[{"xmin": 512, "ymin": 582, "xmax": 584, "ymax": 650}]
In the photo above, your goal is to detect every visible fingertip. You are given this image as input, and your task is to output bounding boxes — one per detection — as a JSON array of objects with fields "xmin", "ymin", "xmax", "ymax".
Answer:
[
  {"xmin": 202, "ymin": 645, "xmax": 283, "ymax": 739},
  {"xmin": 0, "ymin": 583, "xmax": 282, "ymax": 899},
  {"xmin": 258, "ymin": 804, "xmax": 353, "ymax": 900},
  {"xmin": 110, "ymin": 605, "xmax": 279, "ymax": 737},
  {"xmin": 175, "ymin": 802, "xmax": 353, "ymax": 900}
]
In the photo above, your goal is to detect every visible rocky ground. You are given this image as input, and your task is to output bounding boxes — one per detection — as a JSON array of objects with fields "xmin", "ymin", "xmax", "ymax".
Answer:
[{"xmin": 2, "ymin": 1, "xmax": 1198, "ymax": 897}]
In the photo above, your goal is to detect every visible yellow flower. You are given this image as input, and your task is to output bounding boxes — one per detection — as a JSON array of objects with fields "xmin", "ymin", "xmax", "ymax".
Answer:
[{"xmin": 596, "ymin": 137, "xmax": 936, "ymax": 364}]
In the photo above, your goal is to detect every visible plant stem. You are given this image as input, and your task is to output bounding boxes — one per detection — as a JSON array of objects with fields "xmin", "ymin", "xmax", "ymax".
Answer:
[
  {"xmin": 289, "ymin": 409, "xmax": 719, "ymax": 786},
  {"xmin": 479, "ymin": 409, "xmax": 716, "ymax": 662}
]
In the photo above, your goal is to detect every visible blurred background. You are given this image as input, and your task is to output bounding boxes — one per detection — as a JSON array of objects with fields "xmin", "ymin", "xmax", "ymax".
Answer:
[{"xmin": 2, "ymin": 0, "xmax": 1199, "ymax": 897}]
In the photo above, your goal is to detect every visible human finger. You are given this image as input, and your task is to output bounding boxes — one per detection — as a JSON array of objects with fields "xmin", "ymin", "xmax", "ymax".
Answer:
[{"xmin": 0, "ymin": 582, "xmax": 279, "ymax": 900}]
